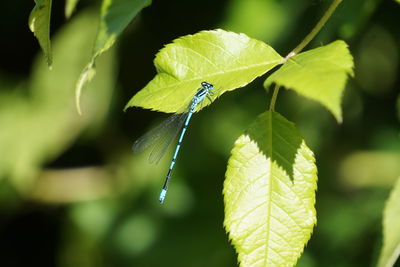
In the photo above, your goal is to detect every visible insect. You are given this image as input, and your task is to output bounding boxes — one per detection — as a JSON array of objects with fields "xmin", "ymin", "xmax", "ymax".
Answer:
[{"xmin": 133, "ymin": 81, "xmax": 215, "ymax": 203}]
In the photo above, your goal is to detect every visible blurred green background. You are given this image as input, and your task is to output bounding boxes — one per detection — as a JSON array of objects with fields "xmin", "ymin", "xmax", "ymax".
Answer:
[{"xmin": 0, "ymin": 0, "xmax": 399, "ymax": 266}]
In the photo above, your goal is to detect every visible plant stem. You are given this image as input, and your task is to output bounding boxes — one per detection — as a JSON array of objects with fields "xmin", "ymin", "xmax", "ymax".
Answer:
[
  {"xmin": 269, "ymin": 0, "xmax": 342, "ymax": 111},
  {"xmin": 292, "ymin": 0, "xmax": 342, "ymax": 55}
]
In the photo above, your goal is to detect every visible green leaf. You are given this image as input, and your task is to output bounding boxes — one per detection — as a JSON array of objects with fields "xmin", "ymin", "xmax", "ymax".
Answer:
[
  {"xmin": 65, "ymin": 0, "xmax": 80, "ymax": 19},
  {"xmin": 264, "ymin": 40, "xmax": 354, "ymax": 122},
  {"xmin": 0, "ymin": 10, "xmax": 116, "ymax": 192},
  {"xmin": 95, "ymin": 0, "xmax": 152, "ymax": 56},
  {"xmin": 75, "ymin": 0, "xmax": 151, "ymax": 114},
  {"xmin": 125, "ymin": 29, "xmax": 284, "ymax": 112},
  {"xmin": 29, "ymin": 0, "xmax": 53, "ymax": 68},
  {"xmin": 224, "ymin": 111, "xmax": 317, "ymax": 267},
  {"xmin": 377, "ymin": 176, "xmax": 400, "ymax": 267}
]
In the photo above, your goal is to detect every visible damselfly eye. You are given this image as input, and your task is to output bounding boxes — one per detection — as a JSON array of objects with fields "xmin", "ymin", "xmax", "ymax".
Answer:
[{"xmin": 201, "ymin": 81, "xmax": 214, "ymax": 90}]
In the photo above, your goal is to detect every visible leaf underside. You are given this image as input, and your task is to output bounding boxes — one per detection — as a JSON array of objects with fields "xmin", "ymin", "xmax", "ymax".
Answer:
[
  {"xmin": 264, "ymin": 40, "xmax": 354, "ymax": 122},
  {"xmin": 125, "ymin": 29, "xmax": 284, "ymax": 113},
  {"xmin": 377, "ymin": 176, "xmax": 400, "ymax": 267},
  {"xmin": 224, "ymin": 111, "xmax": 317, "ymax": 267}
]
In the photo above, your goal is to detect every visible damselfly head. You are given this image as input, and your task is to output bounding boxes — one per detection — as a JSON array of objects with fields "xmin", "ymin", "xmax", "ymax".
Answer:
[{"xmin": 201, "ymin": 81, "xmax": 214, "ymax": 90}]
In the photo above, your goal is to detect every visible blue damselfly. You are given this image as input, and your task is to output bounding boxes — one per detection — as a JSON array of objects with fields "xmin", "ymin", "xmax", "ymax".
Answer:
[{"xmin": 133, "ymin": 82, "xmax": 215, "ymax": 203}]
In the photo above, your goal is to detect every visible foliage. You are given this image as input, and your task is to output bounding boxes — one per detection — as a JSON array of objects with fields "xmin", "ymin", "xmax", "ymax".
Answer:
[
  {"xmin": 264, "ymin": 40, "xmax": 354, "ymax": 122},
  {"xmin": 124, "ymin": 2, "xmax": 352, "ymax": 263},
  {"xmin": 125, "ymin": 30, "xmax": 283, "ymax": 112},
  {"xmin": 1, "ymin": 10, "xmax": 115, "ymax": 192},
  {"xmin": 75, "ymin": 0, "xmax": 151, "ymax": 114},
  {"xmin": 0, "ymin": 0, "xmax": 398, "ymax": 267}
]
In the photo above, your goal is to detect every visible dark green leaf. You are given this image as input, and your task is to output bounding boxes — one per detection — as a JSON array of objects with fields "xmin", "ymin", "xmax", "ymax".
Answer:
[
  {"xmin": 76, "ymin": 0, "xmax": 151, "ymax": 114},
  {"xmin": 29, "ymin": 0, "xmax": 53, "ymax": 68}
]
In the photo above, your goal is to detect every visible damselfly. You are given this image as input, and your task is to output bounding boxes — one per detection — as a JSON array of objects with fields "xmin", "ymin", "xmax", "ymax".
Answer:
[{"xmin": 133, "ymin": 82, "xmax": 215, "ymax": 203}]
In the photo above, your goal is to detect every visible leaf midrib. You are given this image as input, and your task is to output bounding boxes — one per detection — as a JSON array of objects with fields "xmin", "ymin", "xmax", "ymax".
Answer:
[
  {"xmin": 264, "ymin": 111, "xmax": 273, "ymax": 266},
  {"xmin": 137, "ymin": 59, "xmax": 283, "ymax": 106}
]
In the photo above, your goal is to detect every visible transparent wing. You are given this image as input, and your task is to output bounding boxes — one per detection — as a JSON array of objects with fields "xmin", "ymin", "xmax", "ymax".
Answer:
[
  {"xmin": 148, "ymin": 113, "xmax": 187, "ymax": 164},
  {"xmin": 132, "ymin": 112, "xmax": 188, "ymax": 164},
  {"xmin": 132, "ymin": 113, "xmax": 180, "ymax": 153}
]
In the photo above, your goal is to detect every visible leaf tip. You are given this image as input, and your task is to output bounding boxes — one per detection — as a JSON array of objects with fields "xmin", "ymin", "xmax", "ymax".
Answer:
[
  {"xmin": 332, "ymin": 108, "xmax": 343, "ymax": 124},
  {"xmin": 75, "ymin": 61, "xmax": 96, "ymax": 115},
  {"xmin": 75, "ymin": 85, "xmax": 83, "ymax": 116},
  {"xmin": 47, "ymin": 56, "xmax": 53, "ymax": 69},
  {"xmin": 123, "ymin": 102, "xmax": 132, "ymax": 112}
]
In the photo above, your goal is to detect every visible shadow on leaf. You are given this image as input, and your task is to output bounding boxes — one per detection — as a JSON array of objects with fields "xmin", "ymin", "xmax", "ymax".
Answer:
[{"xmin": 246, "ymin": 111, "xmax": 302, "ymax": 180}]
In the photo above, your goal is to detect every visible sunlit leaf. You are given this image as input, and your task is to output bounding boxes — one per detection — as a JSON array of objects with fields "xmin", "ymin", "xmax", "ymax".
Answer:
[
  {"xmin": 65, "ymin": 0, "xmax": 80, "ymax": 19},
  {"xmin": 75, "ymin": 0, "xmax": 151, "ymax": 114},
  {"xmin": 264, "ymin": 40, "xmax": 354, "ymax": 122},
  {"xmin": 224, "ymin": 111, "xmax": 317, "ymax": 267},
  {"xmin": 377, "ymin": 176, "xmax": 400, "ymax": 267},
  {"xmin": 29, "ymin": 0, "xmax": 53, "ymax": 68},
  {"xmin": 125, "ymin": 29, "xmax": 284, "ymax": 112}
]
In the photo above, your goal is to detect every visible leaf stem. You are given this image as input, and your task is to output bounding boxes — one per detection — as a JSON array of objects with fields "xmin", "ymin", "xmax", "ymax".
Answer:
[
  {"xmin": 268, "ymin": 0, "xmax": 342, "ymax": 111},
  {"xmin": 269, "ymin": 84, "xmax": 280, "ymax": 111}
]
